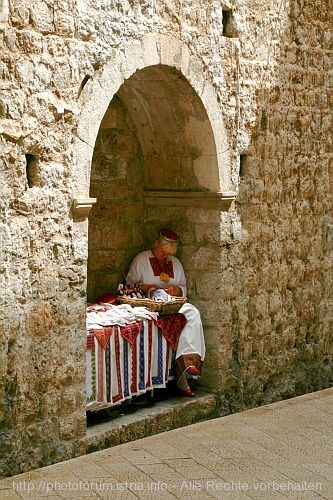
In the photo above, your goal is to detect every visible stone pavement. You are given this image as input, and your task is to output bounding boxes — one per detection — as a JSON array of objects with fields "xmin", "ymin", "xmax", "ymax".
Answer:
[{"xmin": 0, "ymin": 388, "xmax": 332, "ymax": 499}]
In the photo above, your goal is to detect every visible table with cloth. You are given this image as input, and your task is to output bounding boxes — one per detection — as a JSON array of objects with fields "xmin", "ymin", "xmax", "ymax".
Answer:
[{"xmin": 86, "ymin": 303, "xmax": 186, "ymax": 411}]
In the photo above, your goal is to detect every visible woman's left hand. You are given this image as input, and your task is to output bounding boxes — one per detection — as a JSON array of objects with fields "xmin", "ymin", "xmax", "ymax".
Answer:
[{"xmin": 165, "ymin": 285, "xmax": 182, "ymax": 297}]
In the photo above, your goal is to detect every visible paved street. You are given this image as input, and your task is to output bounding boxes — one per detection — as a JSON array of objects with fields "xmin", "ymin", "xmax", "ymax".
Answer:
[{"xmin": 0, "ymin": 388, "xmax": 332, "ymax": 499}]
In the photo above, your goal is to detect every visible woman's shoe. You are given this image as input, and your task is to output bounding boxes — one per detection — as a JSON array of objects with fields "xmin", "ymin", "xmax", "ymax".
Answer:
[
  {"xmin": 186, "ymin": 366, "xmax": 200, "ymax": 375},
  {"xmin": 178, "ymin": 388, "xmax": 196, "ymax": 397}
]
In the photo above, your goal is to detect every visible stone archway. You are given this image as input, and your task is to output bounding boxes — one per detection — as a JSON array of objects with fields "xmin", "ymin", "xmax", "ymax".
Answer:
[
  {"xmin": 73, "ymin": 33, "xmax": 236, "ymax": 395},
  {"xmin": 73, "ymin": 34, "xmax": 232, "ymax": 196}
]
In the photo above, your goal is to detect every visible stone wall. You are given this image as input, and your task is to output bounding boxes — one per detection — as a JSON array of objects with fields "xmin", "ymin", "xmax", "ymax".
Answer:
[
  {"xmin": 88, "ymin": 96, "xmax": 145, "ymax": 302},
  {"xmin": 0, "ymin": 0, "xmax": 332, "ymax": 478},
  {"xmin": 223, "ymin": 0, "xmax": 333, "ymax": 412}
]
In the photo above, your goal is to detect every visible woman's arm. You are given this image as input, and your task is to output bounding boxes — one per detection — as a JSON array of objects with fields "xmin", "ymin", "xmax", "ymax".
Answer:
[{"xmin": 126, "ymin": 253, "xmax": 159, "ymax": 294}]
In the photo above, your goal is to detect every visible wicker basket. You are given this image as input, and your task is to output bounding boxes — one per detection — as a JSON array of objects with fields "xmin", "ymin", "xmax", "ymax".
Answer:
[{"xmin": 117, "ymin": 296, "xmax": 187, "ymax": 315}]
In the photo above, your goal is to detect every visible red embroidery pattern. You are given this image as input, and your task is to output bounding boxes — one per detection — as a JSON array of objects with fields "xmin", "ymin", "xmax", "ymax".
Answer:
[
  {"xmin": 93, "ymin": 327, "xmax": 113, "ymax": 349},
  {"xmin": 86, "ymin": 333, "xmax": 95, "ymax": 349},
  {"xmin": 146, "ymin": 321, "xmax": 153, "ymax": 389},
  {"xmin": 120, "ymin": 322, "xmax": 141, "ymax": 346},
  {"xmin": 151, "ymin": 313, "xmax": 187, "ymax": 351},
  {"xmin": 149, "ymin": 257, "xmax": 174, "ymax": 278},
  {"xmin": 97, "ymin": 342, "xmax": 104, "ymax": 402},
  {"xmin": 112, "ymin": 327, "xmax": 123, "ymax": 404}
]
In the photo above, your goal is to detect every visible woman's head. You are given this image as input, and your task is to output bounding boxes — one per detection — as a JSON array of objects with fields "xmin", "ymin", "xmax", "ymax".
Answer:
[{"xmin": 152, "ymin": 228, "xmax": 179, "ymax": 259}]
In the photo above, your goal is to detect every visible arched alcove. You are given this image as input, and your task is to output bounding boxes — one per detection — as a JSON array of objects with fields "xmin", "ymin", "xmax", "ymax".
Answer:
[
  {"xmin": 88, "ymin": 64, "xmax": 226, "ymax": 301},
  {"xmin": 73, "ymin": 34, "xmax": 236, "ymax": 397}
]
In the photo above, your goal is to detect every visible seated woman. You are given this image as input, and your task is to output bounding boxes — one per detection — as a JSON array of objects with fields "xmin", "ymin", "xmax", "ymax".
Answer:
[{"xmin": 126, "ymin": 228, "xmax": 206, "ymax": 397}]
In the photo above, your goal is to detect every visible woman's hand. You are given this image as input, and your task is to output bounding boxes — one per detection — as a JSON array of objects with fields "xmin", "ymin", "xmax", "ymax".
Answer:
[
  {"xmin": 139, "ymin": 284, "xmax": 158, "ymax": 294},
  {"xmin": 165, "ymin": 285, "xmax": 182, "ymax": 297}
]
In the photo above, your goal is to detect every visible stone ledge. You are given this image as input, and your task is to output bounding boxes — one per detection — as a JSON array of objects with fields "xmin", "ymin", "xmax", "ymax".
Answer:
[
  {"xmin": 144, "ymin": 191, "xmax": 237, "ymax": 210},
  {"xmin": 83, "ymin": 391, "xmax": 219, "ymax": 455}
]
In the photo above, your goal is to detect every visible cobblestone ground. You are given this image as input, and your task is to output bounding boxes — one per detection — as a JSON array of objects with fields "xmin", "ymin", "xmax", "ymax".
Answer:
[{"xmin": 0, "ymin": 388, "xmax": 332, "ymax": 499}]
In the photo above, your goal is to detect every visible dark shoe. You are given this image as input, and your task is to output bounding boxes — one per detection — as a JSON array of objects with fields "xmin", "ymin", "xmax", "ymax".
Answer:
[{"xmin": 178, "ymin": 388, "xmax": 196, "ymax": 397}]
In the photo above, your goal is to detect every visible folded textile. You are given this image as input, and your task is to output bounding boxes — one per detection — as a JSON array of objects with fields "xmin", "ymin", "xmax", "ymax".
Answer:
[
  {"xmin": 86, "ymin": 304, "xmax": 156, "ymax": 330},
  {"xmin": 85, "ymin": 319, "xmax": 174, "ymax": 410}
]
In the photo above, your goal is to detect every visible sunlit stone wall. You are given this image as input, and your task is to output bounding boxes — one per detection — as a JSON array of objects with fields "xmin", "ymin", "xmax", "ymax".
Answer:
[{"xmin": 0, "ymin": 0, "xmax": 331, "ymax": 478}]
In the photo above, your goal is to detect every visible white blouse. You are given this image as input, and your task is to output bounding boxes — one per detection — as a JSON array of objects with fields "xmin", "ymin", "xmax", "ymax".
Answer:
[{"xmin": 125, "ymin": 250, "xmax": 187, "ymax": 297}]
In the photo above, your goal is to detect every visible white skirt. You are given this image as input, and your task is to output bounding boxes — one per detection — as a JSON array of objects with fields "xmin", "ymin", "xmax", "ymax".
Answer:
[{"xmin": 175, "ymin": 303, "xmax": 206, "ymax": 361}]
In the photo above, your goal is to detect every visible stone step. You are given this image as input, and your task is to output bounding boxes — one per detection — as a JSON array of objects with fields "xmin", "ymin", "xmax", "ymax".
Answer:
[{"xmin": 84, "ymin": 390, "xmax": 218, "ymax": 454}]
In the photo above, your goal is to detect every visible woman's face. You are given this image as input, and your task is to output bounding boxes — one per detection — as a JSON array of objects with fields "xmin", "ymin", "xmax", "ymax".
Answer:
[{"xmin": 153, "ymin": 242, "xmax": 176, "ymax": 261}]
